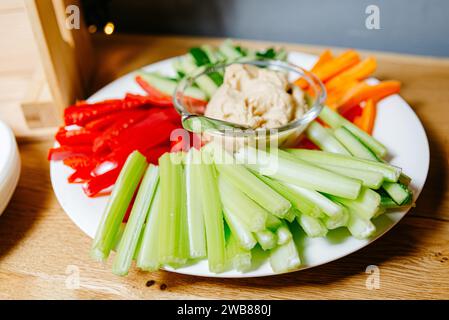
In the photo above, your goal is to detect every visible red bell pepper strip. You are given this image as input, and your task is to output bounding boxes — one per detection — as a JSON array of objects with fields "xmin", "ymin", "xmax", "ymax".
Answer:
[
  {"xmin": 108, "ymin": 113, "xmax": 178, "ymax": 152},
  {"xmin": 68, "ymin": 168, "xmax": 93, "ymax": 183},
  {"xmin": 84, "ymin": 110, "xmax": 144, "ymax": 131},
  {"xmin": 48, "ymin": 145, "xmax": 92, "ymax": 161},
  {"xmin": 92, "ymin": 110, "xmax": 149, "ymax": 153},
  {"xmin": 55, "ymin": 127, "xmax": 98, "ymax": 146},
  {"xmin": 64, "ymin": 94, "xmax": 157, "ymax": 126},
  {"xmin": 143, "ymin": 144, "xmax": 171, "ymax": 165},
  {"xmin": 63, "ymin": 155, "xmax": 96, "ymax": 170},
  {"xmin": 135, "ymin": 76, "xmax": 170, "ymax": 99},
  {"xmin": 82, "ymin": 167, "xmax": 121, "ymax": 197}
]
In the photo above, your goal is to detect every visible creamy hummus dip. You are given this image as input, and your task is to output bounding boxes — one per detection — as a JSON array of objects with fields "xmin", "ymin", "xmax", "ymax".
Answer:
[{"xmin": 205, "ymin": 64, "xmax": 307, "ymax": 129}]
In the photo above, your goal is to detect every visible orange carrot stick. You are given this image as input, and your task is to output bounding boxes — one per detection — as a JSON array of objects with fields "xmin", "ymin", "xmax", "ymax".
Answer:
[
  {"xmin": 338, "ymin": 80, "xmax": 401, "ymax": 114},
  {"xmin": 312, "ymin": 49, "xmax": 333, "ymax": 70},
  {"xmin": 295, "ymin": 50, "xmax": 360, "ymax": 89},
  {"xmin": 354, "ymin": 99, "xmax": 377, "ymax": 134},
  {"xmin": 325, "ymin": 57, "xmax": 377, "ymax": 91}
]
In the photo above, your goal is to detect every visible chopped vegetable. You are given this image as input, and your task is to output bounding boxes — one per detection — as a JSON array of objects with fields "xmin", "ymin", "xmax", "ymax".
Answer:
[
  {"xmin": 353, "ymin": 99, "xmax": 377, "ymax": 134},
  {"xmin": 112, "ymin": 165, "xmax": 159, "ymax": 275},
  {"xmin": 91, "ymin": 151, "xmax": 148, "ymax": 261}
]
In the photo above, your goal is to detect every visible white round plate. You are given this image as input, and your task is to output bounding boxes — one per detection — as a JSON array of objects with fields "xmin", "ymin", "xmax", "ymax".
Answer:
[
  {"xmin": 50, "ymin": 51, "xmax": 429, "ymax": 278},
  {"xmin": 0, "ymin": 121, "xmax": 21, "ymax": 216}
]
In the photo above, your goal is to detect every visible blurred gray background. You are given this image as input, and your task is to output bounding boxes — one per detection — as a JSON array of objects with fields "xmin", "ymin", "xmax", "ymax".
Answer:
[{"xmin": 99, "ymin": 0, "xmax": 449, "ymax": 57}]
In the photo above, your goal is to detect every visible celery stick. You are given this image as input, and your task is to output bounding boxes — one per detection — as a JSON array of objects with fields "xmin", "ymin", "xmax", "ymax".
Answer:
[
  {"xmin": 335, "ymin": 126, "xmax": 411, "ymax": 205},
  {"xmin": 198, "ymin": 151, "xmax": 226, "ymax": 273},
  {"xmin": 214, "ymin": 150, "xmax": 291, "ymax": 217},
  {"xmin": 322, "ymin": 208, "xmax": 349, "ymax": 229},
  {"xmin": 335, "ymin": 126, "xmax": 379, "ymax": 161},
  {"xmin": 266, "ymin": 213, "xmax": 282, "ymax": 230},
  {"xmin": 276, "ymin": 222, "xmax": 293, "ymax": 245},
  {"xmin": 284, "ymin": 208, "xmax": 297, "ymax": 222},
  {"xmin": 112, "ymin": 165, "xmax": 159, "ymax": 276},
  {"xmin": 136, "ymin": 187, "xmax": 161, "ymax": 271},
  {"xmin": 222, "ymin": 204, "xmax": 257, "ymax": 251},
  {"xmin": 176, "ymin": 165, "xmax": 190, "ymax": 266},
  {"xmin": 319, "ymin": 106, "xmax": 387, "ymax": 158},
  {"xmin": 158, "ymin": 153, "xmax": 186, "ymax": 266},
  {"xmin": 226, "ymin": 233, "xmax": 252, "ymax": 272},
  {"xmin": 286, "ymin": 149, "xmax": 400, "ymax": 182},
  {"xmin": 237, "ymin": 147, "xmax": 362, "ymax": 200},
  {"xmin": 283, "ymin": 183, "xmax": 345, "ymax": 218},
  {"xmin": 313, "ymin": 163, "xmax": 383, "ymax": 189},
  {"xmin": 307, "ymin": 121, "xmax": 351, "ymax": 155},
  {"xmin": 185, "ymin": 149, "xmax": 206, "ymax": 259},
  {"xmin": 255, "ymin": 229, "xmax": 278, "ymax": 250},
  {"xmin": 347, "ymin": 209, "xmax": 376, "ymax": 239},
  {"xmin": 253, "ymin": 172, "xmax": 322, "ymax": 218},
  {"xmin": 91, "ymin": 151, "xmax": 148, "ymax": 261},
  {"xmin": 269, "ymin": 226, "xmax": 301, "ymax": 273},
  {"xmin": 328, "ymin": 187, "xmax": 381, "ymax": 220},
  {"xmin": 296, "ymin": 211, "xmax": 328, "ymax": 237},
  {"xmin": 218, "ymin": 175, "xmax": 267, "ymax": 232}
]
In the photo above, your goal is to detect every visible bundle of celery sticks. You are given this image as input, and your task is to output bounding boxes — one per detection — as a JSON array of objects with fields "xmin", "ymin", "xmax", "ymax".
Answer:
[{"xmin": 90, "ymin": 107, "xmax": 412, "ymax": 276}]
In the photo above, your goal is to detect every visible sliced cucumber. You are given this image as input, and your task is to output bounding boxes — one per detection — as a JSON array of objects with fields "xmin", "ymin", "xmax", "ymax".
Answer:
[
  {"xmin": 219, "ymin": 39, "xmax": 244, "ymax": 60},
  {"xmin": 382, "ymin": 181, "xmax": 412, "ymax": 205},
  {"xmin": 189, "ymin": 48, "xmax": 211, "ymax": 66},
  {"xmin": 201, "ymin": 45, "xmax": 221, "ymax": 64},
  {"xmin": 137, "ymin": 72, "xmax": 207, "ymax": 101}
]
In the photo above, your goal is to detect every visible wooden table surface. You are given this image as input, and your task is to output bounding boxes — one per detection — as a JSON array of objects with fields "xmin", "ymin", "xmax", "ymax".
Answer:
[{"xmin": 1, "ymin": 35, "xmax": 449, "ymax": 299}]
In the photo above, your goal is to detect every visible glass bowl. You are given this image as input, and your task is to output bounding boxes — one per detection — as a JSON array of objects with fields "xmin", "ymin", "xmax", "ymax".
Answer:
[{"xmin": 173, "ymin": 59, "xmax": 326, "ymax": 150}]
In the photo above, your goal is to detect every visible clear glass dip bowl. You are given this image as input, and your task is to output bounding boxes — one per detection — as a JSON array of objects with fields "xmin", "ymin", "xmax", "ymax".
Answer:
[{"xmin": 173, "ymin": 59, "xmax": 326, "ymax": 151}]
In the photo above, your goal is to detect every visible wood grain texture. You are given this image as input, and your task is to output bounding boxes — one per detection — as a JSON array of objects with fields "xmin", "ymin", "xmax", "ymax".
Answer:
[{"xmin": 0, "ymin": 35, "xmax": 449, "ymax": 299}]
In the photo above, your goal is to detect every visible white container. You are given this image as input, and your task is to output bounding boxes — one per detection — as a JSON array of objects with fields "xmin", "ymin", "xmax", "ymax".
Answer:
[{"xmin": 0, "ymin": 121, "xmax": 21, "ymax": 216}]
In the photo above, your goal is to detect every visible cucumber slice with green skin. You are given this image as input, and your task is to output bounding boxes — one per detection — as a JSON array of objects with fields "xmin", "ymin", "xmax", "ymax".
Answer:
[
  {"xmin": 382, "ymin": 181, "xmax": 412, "ymax": 205},
  {"xmin": 189, "ymin": 48, "xmax": 211, "ymax": 66},
  {"xmin": 180, "ymin": 58, "xmax": 219, "ymax": 98},
  {"xmin": 201, "ymin": 45, "xmax": 221, "ymax": 64},
  {"xmin": 219, "ymin": 39, "xmax": 244, "ymax": 60},
  {"xmin": 208, "ymin": 71, "xmax": 224, "ymax": 86},
  {"xmin": 137, "ymin": 72, "xmax": 207, "ymax": 101}
]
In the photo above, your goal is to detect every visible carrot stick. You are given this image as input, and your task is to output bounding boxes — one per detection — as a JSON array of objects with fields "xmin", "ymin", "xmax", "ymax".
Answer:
[
  {"xmin": 312, "ymin": 49, "xmax": 333, "ymax": 70},
  {"xmin": 325, "ymin": 57, "xmax": 377, "ymax": 91},
  {"xmin": 326, "ymin": 80, "xmax": 364, "ymax": 107},
  {"xmin": 295, "ymin": 50, "xmax": 361, "ymax": 89},
  {"xmin": 354, "ymin": 99, "xmax": 377, "ymax": 134},
  {"xmin": 338, "ymin": 80, "xmax": 401, "ymax": 114}
]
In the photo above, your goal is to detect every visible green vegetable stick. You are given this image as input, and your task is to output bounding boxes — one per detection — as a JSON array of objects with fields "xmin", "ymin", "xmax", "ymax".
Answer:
[
  {"xmin": 112, "ymin": 165, "xmax": 159, "ymax": 275},
  {"xmin": 269, "ymin": 225, "xmax": 301, "ymax": 273},
  {"xmin": 185, "ymin": 149, "xmax": 207, "ymax": 259},
  {"xmin": 158, "ymin": 152, "xmax": 186, "ymax": 266},
  {"xmin": 226, "ymin": 233, "xmax": 252, "ymax": 272},
  {"xmin": 218, "ymin": 174, "xmax": 267, "ymax": 232},
  {"xmin": 136, "ymin": 187, "xmax": 161, "ymax": 271},
  {"xmin": 91, "ymin": 151, "xmax": 148, "ymax": 261},
  {"xmin": 198, "ymin": 151, "xmax": 226, "ymax": 273},
  {"xmin": 255, "ymin": 229, "xmax": 278, "ymax": 251}
]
